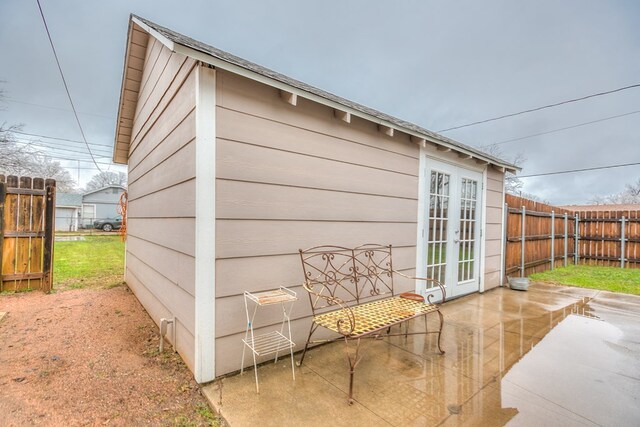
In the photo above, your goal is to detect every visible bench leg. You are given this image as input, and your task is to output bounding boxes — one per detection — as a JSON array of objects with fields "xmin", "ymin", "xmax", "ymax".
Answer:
[
  {"xmin": 297, "ymin": 322, "xmax": 319, "ymax": 367},
  {"xmin": 436, "ymin": 310, "xmax": 445, "ymax": 354},
  {"xmin": 345, "ymin": 337, "xmax": 363, "ymax": 405}
]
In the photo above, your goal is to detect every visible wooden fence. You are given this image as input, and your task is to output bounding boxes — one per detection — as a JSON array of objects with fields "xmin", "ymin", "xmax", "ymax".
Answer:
[
  {"xmin": 577, "ymin": 210, "xmax": 640, "ymax": 268},
  {"xmin": 504, "ymin": 194, "xmax": 640, "ymax": 279},
  {"xmin": 0, "ymin": 175, "xmax": 56, "ymax": 292}
]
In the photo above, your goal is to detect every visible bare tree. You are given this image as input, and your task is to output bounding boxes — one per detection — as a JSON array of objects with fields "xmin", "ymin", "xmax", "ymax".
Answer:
[
  {"xmin": 0, "ymin": 124, "xmax": 76, "ymax": 191},
  {"xmin": 591, "ymin": 178, "xmax": 640, "ymax": 204},
  {"xmin": 1, "ymin": 87, "xmax": 76, "ymax": 191},
  {"xmin": 85, "ymin": 171, "xmax": 127, "ymax": 191},
  {"xmin": 480, "ymin": 144, "xmax": 527, "ymax": 194}
]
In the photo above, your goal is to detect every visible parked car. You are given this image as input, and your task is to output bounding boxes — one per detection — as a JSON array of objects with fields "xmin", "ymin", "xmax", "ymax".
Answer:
[{"xmin": 93, "ymin": 217, "xmax": 123, "ymax": 232}]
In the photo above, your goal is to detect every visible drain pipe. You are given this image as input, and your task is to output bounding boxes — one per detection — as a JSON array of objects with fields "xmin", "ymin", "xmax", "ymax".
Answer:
[{"xmin": 159, "ymin": 317, "xmax": 177, "ymax": 353}]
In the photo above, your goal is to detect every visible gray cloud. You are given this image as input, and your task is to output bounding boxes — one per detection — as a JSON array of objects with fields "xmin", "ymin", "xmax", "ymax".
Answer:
[{"xmin": 1, "ymin": 0, "xmax": 638, "ymax": 201}]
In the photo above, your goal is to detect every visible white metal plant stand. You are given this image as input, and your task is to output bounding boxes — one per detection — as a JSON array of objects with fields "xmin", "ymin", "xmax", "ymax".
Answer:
[{"xmin": 241, "ymin": 286, "xmax": 297, "ymax": 393}]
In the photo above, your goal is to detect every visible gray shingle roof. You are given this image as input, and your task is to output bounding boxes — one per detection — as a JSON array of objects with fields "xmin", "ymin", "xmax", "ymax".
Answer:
[
  {"xmin": 132, "ymin": 15, "xmax": 518, "ymax": 172},
  {"xmin": 56, "ymin": 193, "xmax": 82, "ymax": 207}
]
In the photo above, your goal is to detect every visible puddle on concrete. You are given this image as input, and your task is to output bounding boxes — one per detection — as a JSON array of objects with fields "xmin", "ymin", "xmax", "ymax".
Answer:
[
  {"xmin": 54, "ymin": 236, "xmax": 86, "ymax": 242},
  {"xmin": 450, "ymin": 296, "xmax": 640, "ymax": 426},
  {"xmin": 204, "ymin": 288, "xmax": 640, "ymax": 427},
  {"xmin": 503, "ymin": 312, "xmax": 637, "ymax": 426}
]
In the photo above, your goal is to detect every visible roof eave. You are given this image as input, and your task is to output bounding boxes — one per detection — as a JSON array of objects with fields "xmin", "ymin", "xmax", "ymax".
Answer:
[
  {"xmin": 131, "ymin": 15, "xmax": 175, "ymax": 52},
  {"xmin": 113, "ymin": 17, "xmax": 153, "ymax": 165},
  {"xmin": 117, "ymin": 15, "xmax": 520, "ymax": 173},
  {"xmin": 83, "ymin": 185, "xmax": 127, "ymax": 197},
  {"xmin": 171, "ymin": 41, "xmax": 519, "ymax": 172},
  {"xmin": 112, "ymin": 19, "xmax": 134, "ymax": 164}
]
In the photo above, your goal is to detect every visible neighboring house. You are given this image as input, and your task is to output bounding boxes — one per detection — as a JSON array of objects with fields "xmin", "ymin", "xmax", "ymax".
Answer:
[
  {"xmin": 55, "ymin": 193, "xmax": 82, "ymax": 232},
  {"xmin": 112, "ymin": 15, "xmax": 519, "ymax": 383},
  {"xmin": 81, "ymin": 185, "xmax": 127, "ymax": 228},
  {"xmin": 55, "ymin": 185, "xmax": 126, "ymax": 231}
]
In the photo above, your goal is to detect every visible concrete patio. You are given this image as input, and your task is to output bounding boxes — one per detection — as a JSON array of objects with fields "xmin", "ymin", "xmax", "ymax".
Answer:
[{"xmin": 203, "ymin": 283, "xmax": 640, "ymax": 426}]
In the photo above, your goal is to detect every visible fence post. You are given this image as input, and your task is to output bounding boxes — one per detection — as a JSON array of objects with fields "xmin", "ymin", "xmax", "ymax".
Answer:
[
  {"xmin": 521, "ymin": 206, "xmax": 526, "ymax": 278},
  {"xmin": 563, "ymin": 213, "xmax": 568, "ymax": 267},
  {"xmin": 621, "ymin": 216, "xmax": 626, "ymax": 269},
  {"xmin": 0, "ymin": 181, "xmax": 5, "ymax": 287},
  {"xmin": 551, "ymin": 210, "xmax": 555, "ymax": 270},
  {"xmin": 43, "ymin": 180, "xmax": 56, "ymax": 293},
  {"xmin": 574, "ymin": 214, "xmax": 579, "ymax": 265}
]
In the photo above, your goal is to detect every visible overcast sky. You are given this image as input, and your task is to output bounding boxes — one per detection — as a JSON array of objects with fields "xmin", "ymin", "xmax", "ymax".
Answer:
[{"xmin": 0, "ymin": 0, "xmax": 638, "ymax": 204}]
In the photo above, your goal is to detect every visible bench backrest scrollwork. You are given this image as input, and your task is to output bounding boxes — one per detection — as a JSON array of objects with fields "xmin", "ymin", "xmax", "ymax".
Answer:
[{"xmin": 299, "ymin": 244, "xmax": 395, "ymax": 313}]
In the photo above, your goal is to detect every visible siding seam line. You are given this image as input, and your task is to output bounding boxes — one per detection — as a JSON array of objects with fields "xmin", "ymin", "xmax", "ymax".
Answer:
[
  {"xmin": 215, "ymin": 177, "xmax": 418, "ymax": 201},
  {"xmin": 128, "ymin": 136, "xmax": 196, "ymax": 187},
  {"xmin": 128, "ymin": 177, "xmax": 195, "ymax": 203},
  {"xmin": 127, "ymin": 233, "xmax": 195, "ymax": 258},
  {"xmin": 128, "ymin": 108, "xmax": 195, "ymax": 181},
  {"xmin": 217, "ymin": 104, "xmax": 420, "ymax": 161},
  {"xmin": 126, "ymin": 250, "xmax": 195, "ymax": 298},
  {"xmin": 219, "ymin": 137, "xmax": 419, "ymax": 179},
  {"xmin": 130, "ymin": 59, "xmax": 197, "ymax": 157}
]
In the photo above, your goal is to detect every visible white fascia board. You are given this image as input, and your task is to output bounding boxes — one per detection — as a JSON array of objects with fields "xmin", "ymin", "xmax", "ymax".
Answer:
[
  {"xmin": 173, "ymin": 43, "xmax": 397, "ymax": 126},
  {"xmin": 194, "ymin": 65, "xmax": 217, "ymax": 383},
  {"xmin": 131, "ymin": 16, "xmax": 175, "ymax": 52},
  {"xmin": 171, "ymin": 43, "xmax": 517, "ymax": 172},
  {"xmin": 479, "ymin": 167, "xmax": 488, "ymax": 293},
  {"xmin": 415, "ymin": 145, "xmax": 427, "ymax": 292},
  {"xmin": 113, "ymin": 20, "xmax": 135, "ymax": 164},
  {"xmin": 499, "ymin": 174, "xmax": 507, "ymax": 286}
]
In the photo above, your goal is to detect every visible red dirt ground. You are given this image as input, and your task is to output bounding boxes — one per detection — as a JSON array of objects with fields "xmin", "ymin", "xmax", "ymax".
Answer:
[{"xmin": 0, "ymin": 285, "xmax": 219, "ymax": 426}]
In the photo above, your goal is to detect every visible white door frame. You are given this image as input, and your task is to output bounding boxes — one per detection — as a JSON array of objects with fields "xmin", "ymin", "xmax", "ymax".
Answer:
[{"xmin": 416, "ymin": 152, "xmax": 485, "ymax": 300}]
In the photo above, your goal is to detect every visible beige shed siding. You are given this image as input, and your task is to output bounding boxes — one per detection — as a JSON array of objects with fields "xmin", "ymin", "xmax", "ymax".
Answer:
[
  {"xmin": 214, "ymin": 70, "xmax": 421, "ymax": 376},
  {"xmin": 484, "ymin": 168, "xmax": 505, "ymax": 290},
  {"xmin": 125, "ymin": 42, "xmax": 198, "ymax": 371}
]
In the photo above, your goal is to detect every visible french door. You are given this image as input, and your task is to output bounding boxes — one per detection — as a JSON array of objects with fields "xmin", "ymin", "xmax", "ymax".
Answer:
[{"xmin": 418, "ymin": 159, "xmax": 483, "ymax": 299}]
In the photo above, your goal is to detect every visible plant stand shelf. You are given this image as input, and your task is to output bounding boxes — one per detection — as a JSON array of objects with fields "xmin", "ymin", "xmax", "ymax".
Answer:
[{"xmin": 241, "ymin": 287, "xmax": 297, "ymax": 393}]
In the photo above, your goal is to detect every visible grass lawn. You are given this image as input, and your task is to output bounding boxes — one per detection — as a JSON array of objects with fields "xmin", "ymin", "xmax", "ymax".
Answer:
[
  {"xmin": 53, "ymin": 235, "xmax": 125, "ymax": 291},
  {"xmin": 530, "ymin": 265, "xmax": 640, "ymax": 295}
]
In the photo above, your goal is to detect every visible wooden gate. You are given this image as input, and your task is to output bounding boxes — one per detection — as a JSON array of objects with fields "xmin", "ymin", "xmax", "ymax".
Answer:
[{"xmin": 0, "ymin": 175, "xmax": 56, "ymax": 292}]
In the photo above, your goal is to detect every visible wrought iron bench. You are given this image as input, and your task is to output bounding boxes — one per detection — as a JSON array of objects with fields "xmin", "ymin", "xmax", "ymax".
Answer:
[{"xmin": 297, "ymin": 244, "xmax": 446, "ymax": 404}]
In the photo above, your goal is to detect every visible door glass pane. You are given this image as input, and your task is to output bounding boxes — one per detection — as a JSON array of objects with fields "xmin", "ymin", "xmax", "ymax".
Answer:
[
  {"xmin": 427, "ymin": 171, "xmax": 450, "ymax": 287},
  {"xmin": 457, "ymin": 178, "xmax": 478, "ymax": 282}
]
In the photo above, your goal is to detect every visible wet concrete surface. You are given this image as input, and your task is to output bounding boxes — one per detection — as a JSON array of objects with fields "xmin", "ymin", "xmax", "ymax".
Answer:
[{"xmin": 203, "ymin": 283, "xmax": 640, "ymax": 426}]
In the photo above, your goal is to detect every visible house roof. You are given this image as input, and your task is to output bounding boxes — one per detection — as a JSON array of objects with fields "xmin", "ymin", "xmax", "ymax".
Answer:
[
  {"xmin": 113, "ymin": 14, "xmax": 519, "ymax": 173},
  {"xmin": 56, "ymin": 193, "xmax": 83, "ymax": 208},
  {"xmin": 83, "ymin": 185, "xmax": 127, "ymax": 197}
]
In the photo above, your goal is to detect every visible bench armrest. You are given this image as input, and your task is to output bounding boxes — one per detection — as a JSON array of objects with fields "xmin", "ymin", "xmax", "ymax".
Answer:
[
  {"xmin": 302, "ymin": 281, "xmax": 356, "ymax": 336},
  {"xmin": 391, "ymin": 269, "xmax": 446, "ymax": 304}
]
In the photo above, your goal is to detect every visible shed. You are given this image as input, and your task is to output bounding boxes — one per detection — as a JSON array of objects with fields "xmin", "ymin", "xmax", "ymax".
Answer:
[
  {"xmin": 55, "ymin": 193, "xmax": 82, "ymax": 232},
  {"xmin": 112, "ymin": 15, "xmax": 519, "ymax": 383}
]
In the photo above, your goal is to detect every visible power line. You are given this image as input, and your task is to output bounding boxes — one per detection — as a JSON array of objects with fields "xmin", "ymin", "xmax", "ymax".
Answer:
[
  {"xmin": 4, "ymin": 97, "xmax": 114, "ymax": 119},
  {"xmin": 518, "ymin": 161, "xmax": 640, "ymax": 178},
  {"xmin": 22, "ymin": 148, "xmax": 117, "ymax": 166},
  {"xmin": 35, "ymin": 0, "xmax": 103, "ymax": 173},
  {"xmin": 438, "ymin": 83, "xmax": 640, "ymax": 133},
  {"xmin": 11, "ymin": 130, "xmax": 113, "ymax": 148},
  {"xmin": 13, "ymin": 135, "xmax": 112, "ymax": 154},
  {"xmin": 12, "ymin": 138, "xmax": 112, "ymax": 158},
  {"xmin": 481, "ymin": 110, "xmax": 640, "ymax": 148}
]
